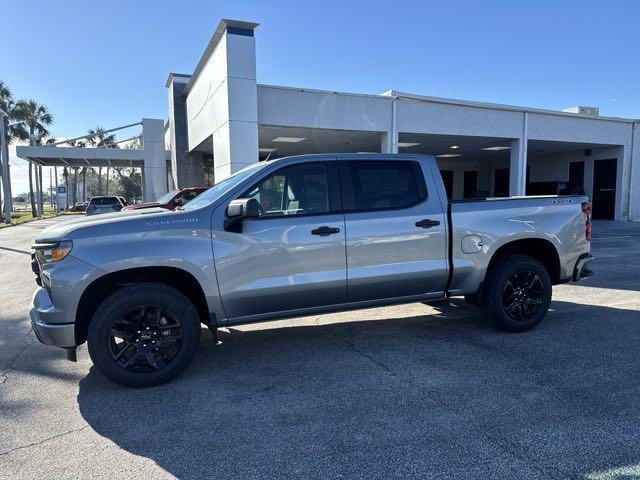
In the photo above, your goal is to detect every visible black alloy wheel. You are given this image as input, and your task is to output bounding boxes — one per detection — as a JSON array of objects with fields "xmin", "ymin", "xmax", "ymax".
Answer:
[
  {"xmin": 501, "ymin": 271, "xmax": 545, "ymax": 321},
  {"xmin": 109, "ymin": 305, "xmax": 183, "ymax": 372}
]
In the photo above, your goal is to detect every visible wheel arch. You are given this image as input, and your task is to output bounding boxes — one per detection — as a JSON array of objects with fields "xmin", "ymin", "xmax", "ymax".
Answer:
[
  {"xmin": 75, "ymin": 266, "xmax": 209, "ymax": 345},
  {"xmin": 487, "ymin": 237, "xmax": 561, "ymax": 285}
]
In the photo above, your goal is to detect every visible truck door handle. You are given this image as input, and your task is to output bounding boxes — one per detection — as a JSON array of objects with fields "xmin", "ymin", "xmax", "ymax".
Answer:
[
  {"xmin": 415, "ymin": 219, "xmax": 440, "ymax": 228},
  {"xmin": 311, "ymin": 226, "xmax": 341, "ymax": 236}
]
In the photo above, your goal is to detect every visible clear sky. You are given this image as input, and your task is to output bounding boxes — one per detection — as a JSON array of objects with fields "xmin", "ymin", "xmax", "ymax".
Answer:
[{"xmin": 3, "ymin": 0, "xmax": 639, "ymax": 194}]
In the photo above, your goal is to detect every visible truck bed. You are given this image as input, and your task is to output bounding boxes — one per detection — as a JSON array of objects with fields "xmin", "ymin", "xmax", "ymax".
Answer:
[{"xmin": 447, "ymin": 195, "xmax": 590, "ymax": 295}]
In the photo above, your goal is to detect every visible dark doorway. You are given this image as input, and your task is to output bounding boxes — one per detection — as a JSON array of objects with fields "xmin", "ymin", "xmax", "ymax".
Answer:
[
  {"xmin": 569, "ymin": 161, "xmax": 585, "ymax": 194},
  {"xmin": 592, "ymin": 159, "xmax": 617, "ymax": 219},
  {"xmin": 494, "ymin": 168, "xmax": 509, "ymax": 197},
  {"xmin": 463, "ymin": 171, "xmax": 478, "ymax": 198},
  {"xmin": 440, "ymin": 170, "xmax": 454, "ymax": 199}
]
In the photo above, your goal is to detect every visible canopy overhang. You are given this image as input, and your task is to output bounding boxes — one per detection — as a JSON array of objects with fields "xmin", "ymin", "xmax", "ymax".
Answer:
[{"xmin": 16, "ymin": 145, "xmax": 171, "ymax": 168}]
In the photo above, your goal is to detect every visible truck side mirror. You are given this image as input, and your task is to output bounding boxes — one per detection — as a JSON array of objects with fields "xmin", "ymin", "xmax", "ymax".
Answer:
[{"xmin": 224, "ymin": 198, "xmax": 260, "ymax": 232}]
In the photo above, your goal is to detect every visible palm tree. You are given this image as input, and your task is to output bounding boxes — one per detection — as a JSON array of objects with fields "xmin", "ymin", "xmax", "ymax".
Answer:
[
  {"xmin": 87, "ymin": 127, "xmax": 117, "ymax": 195},
  {"xmin": 0, "ymin": 81, "xmax": 28, "ymax": 221},
  {"xmin": 87, "ymin": 127, "xmax": 116, "ymax": 148},
  {"xmin": 13, "ymin": 99, "xmax": 53, "ymax": 216}
]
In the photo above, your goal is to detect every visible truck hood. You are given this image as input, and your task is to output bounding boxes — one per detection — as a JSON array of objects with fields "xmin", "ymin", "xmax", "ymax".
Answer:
[
  {"xmin": 122, "ymin": 202, "xmax": 164, "ymax": 211},
  {"xmin": 34, "ymin": 208, "xmax": 170, "ymax": 244}
]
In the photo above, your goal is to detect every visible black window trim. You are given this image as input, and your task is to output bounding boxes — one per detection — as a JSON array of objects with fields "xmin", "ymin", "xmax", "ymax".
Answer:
[
  {"xmin": 338, "ymin": 159, "xmax": 428, "ymax": 214},
  {"xmin": 238, "ymin": 161, "xmax": 342, "ymax": 220}
]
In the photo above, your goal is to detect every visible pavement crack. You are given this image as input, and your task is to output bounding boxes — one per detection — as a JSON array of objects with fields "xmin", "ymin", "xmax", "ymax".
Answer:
[
  {"xmin": 332, "ymin": 334, "xmax": 397, "ymax": 377},
  {"xmin": 0, "ymin": 335, "xmax": 36, "ymax": 385},
  {"xmin": 0, "ymin": 426, "xmax": 89, "ymax": 456}
]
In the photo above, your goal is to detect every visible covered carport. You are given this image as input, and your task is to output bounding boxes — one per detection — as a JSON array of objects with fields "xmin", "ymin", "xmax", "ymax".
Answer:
[
  {"xmin": 527, "ymin": 140, "xmax": 623, "ymax": 219},
  {"xmin": 15, "ymin": 118, "xmax": 169, "ymax": 214}
]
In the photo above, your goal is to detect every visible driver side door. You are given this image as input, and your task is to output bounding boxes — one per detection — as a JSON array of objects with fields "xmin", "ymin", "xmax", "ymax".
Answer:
[{"xmin": 213, "ymin": 161, "xmax": 347, "ymax": 320}]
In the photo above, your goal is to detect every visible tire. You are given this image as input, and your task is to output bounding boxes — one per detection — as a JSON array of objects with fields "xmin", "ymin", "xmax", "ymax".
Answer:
[
  {"xmin": 482, "ymin": 254, "xmax": 552, "ymax": 332},
  {"xmin": 87, "ymin": 283, "xmax": 201, "ymax": 387}
]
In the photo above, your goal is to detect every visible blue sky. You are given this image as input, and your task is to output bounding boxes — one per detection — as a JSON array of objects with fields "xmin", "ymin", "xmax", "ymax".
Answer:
[{"xmin": 3, "ymin": 0, "xmax": 639, "ymax": 193}]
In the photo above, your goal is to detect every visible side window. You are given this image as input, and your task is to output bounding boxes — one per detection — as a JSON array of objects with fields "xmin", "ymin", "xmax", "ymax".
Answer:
[
  {"xmin": 242, "ymin": 163, "xmax": 331, "ymax": 216},
  {"xmin": 345, "ymin": 161, "xmax": 426, "ymax": 211}
]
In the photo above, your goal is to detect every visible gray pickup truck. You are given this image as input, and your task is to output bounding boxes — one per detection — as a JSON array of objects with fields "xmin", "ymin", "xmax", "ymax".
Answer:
[{"xmin": 30, "ymin": 154, "xmax": 593, "ymax": 387}]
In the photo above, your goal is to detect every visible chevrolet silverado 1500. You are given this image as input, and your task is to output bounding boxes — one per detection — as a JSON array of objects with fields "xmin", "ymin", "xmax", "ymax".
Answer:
[{"xmin": 30, "ymin": 154, "xmax": 593, "ymax": 387}]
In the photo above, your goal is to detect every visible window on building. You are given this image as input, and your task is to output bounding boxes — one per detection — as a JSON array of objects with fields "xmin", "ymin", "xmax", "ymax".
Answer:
[
  {"xmin": 242, "ymin": 163, "xmax": 330, "ymax": 216},
  {"xmin": 344, "ymin": 161, "xmax": 426, "ymax": 211}
]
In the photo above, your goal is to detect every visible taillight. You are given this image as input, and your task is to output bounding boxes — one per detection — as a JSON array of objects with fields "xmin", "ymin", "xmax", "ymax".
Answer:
[{"xmin": 582, "ymin": 202, "xmax": 592, "ymax": 241}]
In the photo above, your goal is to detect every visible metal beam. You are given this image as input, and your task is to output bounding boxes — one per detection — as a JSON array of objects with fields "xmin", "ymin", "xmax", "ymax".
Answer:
[{"xmin": 49, "ymin": 121, "xmax": 142, "ymax": 146}]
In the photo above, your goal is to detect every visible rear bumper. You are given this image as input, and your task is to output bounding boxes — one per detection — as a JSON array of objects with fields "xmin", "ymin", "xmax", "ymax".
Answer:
[
  {"xmin": 29, "ymin": 287, "xmax": 76, "ymax": 348},
  {"xmin": 572, "ymin": 253, "xmax": 594, "ymax": 282}
]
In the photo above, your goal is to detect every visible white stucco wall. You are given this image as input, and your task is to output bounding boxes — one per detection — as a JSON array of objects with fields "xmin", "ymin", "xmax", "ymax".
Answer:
[{"xmin": 258, "ymin": 85, "xmax": 393, "ymax": 133}]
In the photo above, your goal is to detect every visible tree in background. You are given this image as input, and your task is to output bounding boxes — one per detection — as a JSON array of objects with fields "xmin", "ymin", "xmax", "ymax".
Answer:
[
  {"xmin": 62, "ymin": 167, "xmax": 69, "ymax": 209},
  {"xmin": 0, "ymin": 81, "xmax": 29, "ymax": 220},
  {"xmin": 13, "ymin": 99, "xmax": 53, "ymax": 216},
  {"xmin": 87, "ymin": 127, "xmax": 117, "ymax": 197},
  {"xmin": 114, "ymin": 168, "xmax": 142, "ymax": 201},
  {"xmin": 64, "ymin": 139, "xmax": 86, "ymax": 204}
]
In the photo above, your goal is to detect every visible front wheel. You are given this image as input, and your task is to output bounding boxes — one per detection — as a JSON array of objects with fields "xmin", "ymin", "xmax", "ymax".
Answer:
[
  {"xmin": 482, "ymin": 254, "xmax": 552, "ymax": 332},
  {"xmin": 87, "ymin": 283, "xmax": 201, "ymax": 387}
]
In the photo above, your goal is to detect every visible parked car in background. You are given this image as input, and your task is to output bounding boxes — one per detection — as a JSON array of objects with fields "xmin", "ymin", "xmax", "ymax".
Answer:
[
  {"xmin": 121, "ymin": 187, "xmax": 207, "ymax": 212},
  {"xmin": 85, "ymin": 196, "xmax": 125, "ymax": 216},
  {"xmin": 118, "ymin": 197, "xmax": 129, "ymax": 207},
  {"xmin": 30, "ymin": 154, "xmax": 593, "ymax": 387},
  {"xmin": 70, "ymin": 201, "xmax": 88, "ymax": 212}
]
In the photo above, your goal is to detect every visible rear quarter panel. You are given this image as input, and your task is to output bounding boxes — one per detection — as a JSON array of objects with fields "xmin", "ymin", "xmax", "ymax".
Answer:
[{"xmin": 449, "ymin": 196, "xmax": 590, "ymax": 295}]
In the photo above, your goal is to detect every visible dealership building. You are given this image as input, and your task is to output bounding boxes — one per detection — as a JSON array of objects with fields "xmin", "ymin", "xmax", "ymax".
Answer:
[{"xmin": 18, "ymin": 18, "xmax": 640, "ymax": 221}]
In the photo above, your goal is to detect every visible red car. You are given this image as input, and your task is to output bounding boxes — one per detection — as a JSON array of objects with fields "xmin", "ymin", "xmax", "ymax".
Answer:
[{"xmin": 121, "ymin": 187, "xmax": 207, "ymax": 212}]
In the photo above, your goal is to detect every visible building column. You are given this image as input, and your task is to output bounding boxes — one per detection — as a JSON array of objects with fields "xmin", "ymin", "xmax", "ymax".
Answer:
[
  {"xmin": 380, "ymin": 99, "xmax": 398, "ymax": 153},
  {"xmin": 211, "ymin": 20, "xmax": 259, "ymax": 181},
  {"xmin": 630, "ymin": 122, "xmax": 640, "ymax": 222},
  {"xmin": 380, "ymin": 131, "xmax": 398, "ymax": 153},
  {"xmin": 167, "ymin": 73, "xmax": 204, "ymax": 187},
  {"xmin": 142, "ymin": 118, "xmax": 168, "ymax": 202},
  {"xmin": 509, "ymin": 113, "xmax": 528, "ymax": 196},
  {"xmin": 614, "ymin": 145, "xmax": 629, "ymax": 221}
]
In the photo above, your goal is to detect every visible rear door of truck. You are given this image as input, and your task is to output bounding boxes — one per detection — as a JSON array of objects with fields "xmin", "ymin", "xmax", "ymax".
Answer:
[{"xmin": 339, "ymin": 156, "xmax": 448, "ymax": 302}]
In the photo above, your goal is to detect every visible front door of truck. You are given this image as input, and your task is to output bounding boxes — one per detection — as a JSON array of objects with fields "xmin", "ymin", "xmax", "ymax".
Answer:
[
  {"xmin": 340, "ymin": 158, "xmax": 448, "ymax": 302},
  {"xmin": 213, "ymin": 161, "xmax": 347, "ymax": 320}
]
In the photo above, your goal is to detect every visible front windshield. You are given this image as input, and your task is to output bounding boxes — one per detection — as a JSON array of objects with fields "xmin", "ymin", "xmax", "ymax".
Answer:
[{"xmin": 182, "ymin": 162, "xmax": 267, "ymax": 211}]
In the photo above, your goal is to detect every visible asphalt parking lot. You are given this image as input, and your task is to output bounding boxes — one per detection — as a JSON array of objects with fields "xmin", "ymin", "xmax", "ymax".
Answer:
[{"xmin": 1, "ymin": 217, "xmax": 639, "ymax": 479}]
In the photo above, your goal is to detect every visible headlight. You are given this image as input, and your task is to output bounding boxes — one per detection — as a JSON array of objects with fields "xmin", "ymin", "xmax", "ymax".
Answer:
[{"xmin": 34, "ymin": 240, "xmax": 73, "ymax": 264}]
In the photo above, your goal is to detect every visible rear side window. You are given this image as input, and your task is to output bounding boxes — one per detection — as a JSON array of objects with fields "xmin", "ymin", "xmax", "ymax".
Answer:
[{"xmin": 342, "ymin": 161, "xmax": 427, "ymax": 211}]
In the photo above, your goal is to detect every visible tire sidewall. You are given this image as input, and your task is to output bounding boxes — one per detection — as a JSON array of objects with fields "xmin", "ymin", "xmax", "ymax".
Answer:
[
  {"xmin": 484, "ymin": 254, "xmax": 552, "ymax": 332},
  {"xmin": 87, "ymin": 283, "xmax": 201, "ymax": 387}
]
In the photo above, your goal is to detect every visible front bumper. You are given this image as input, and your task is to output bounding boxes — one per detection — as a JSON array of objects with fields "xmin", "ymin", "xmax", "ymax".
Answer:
[
  {"xmin": 572, "ymin": 253, "xmax": 594, "ymax": 282},
  {"xmin": 29, "ymin": 287, "xmax": 76, "ymax": 348}
]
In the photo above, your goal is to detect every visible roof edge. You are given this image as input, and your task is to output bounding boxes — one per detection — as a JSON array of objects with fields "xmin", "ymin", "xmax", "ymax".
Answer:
[{"xmin": 183, "ymin": 18, "xmax": 259, "ymax": 95}]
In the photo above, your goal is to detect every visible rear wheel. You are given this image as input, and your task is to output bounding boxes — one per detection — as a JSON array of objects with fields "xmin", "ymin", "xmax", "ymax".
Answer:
[
  {"xmin": 482, "ymin": 254, "xmax": 552, "ymax": 332},
  {"xmin": 87, "ymin": 283, "xmax": 201, "ymax": 387}
]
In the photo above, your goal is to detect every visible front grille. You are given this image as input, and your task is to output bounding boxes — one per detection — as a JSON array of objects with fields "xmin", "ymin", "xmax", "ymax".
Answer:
[{"xmin": 31, "ymin": 252, "xmax": 42, "ymax": 286}]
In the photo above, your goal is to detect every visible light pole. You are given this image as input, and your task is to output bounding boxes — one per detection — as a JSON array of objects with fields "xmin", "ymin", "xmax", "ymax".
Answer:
[{"xmin": 0, "ymin": 108, "xmax": 12, "ymax": 223}]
